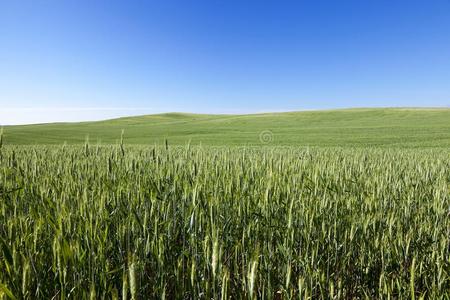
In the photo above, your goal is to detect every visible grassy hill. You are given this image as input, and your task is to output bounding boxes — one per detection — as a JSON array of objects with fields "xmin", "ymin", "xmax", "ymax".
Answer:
[{"xmin": 2, "ymin": 108, "xmax": 450, "ymax": 147}]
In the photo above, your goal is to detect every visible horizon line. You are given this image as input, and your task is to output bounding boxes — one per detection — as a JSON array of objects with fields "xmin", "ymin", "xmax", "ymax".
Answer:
[{"xmin": 2, "ymin": 106, "xmax": 449, "ymax": 126}]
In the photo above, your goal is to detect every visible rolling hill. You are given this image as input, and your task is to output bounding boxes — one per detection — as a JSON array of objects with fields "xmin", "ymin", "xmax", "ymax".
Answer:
[{"xmin": 2, "ymin": 108, "xmax": 450, "ymax": 147}]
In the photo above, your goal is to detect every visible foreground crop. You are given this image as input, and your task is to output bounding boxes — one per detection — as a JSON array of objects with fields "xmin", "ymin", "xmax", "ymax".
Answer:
[{"xmin": 0, "ymin": 146, "xmax": 449, "ymax": 299}]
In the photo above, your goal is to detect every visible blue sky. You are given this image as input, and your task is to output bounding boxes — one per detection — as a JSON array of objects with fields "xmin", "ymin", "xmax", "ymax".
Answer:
[{"xmin": 1, "ymin": 0, "xmax": 449, "ymax": 124}]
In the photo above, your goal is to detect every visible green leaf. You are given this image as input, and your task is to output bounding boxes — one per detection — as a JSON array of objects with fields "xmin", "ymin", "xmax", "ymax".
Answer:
[
  {"xmin": 0, "ymin": 239, "xmax": 13, "ymax": 266},
  {"xmin": 0, "ymin": 283, "xmax": 17, "ymax": 300}
]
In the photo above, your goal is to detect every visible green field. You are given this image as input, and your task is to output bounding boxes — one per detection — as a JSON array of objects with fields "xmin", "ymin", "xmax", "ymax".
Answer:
[
  {"xmin": 0, "ymin": 145, "xmax": 449, "ymax": 298},
  {"xmin": 3, "ymin": 108, "xmax": 450, "ymax": 147},
  {"xmin": 0, "ymin": 108, "xmax": 449, "ymax": 298}
]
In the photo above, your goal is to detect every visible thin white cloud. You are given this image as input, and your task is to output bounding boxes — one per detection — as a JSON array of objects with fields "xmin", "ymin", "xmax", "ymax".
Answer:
[
  {"xmin": 1, "ymin": 107, "xmax": 155, "ymax": 112},
  {"xmin": 0, "ymin": 107, "xmax": 158, "ymax": 125}
]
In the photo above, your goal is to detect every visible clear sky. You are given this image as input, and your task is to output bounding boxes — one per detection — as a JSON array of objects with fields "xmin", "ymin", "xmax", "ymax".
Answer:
[{"xmin": 1, "ymin": 0, "xmax": 449, "ymax": 124}]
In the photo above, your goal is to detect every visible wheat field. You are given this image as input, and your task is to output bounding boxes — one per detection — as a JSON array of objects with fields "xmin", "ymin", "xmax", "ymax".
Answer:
[{"xmin": 0, "ymin": 142, "xmax": 448, "ymax": 299}]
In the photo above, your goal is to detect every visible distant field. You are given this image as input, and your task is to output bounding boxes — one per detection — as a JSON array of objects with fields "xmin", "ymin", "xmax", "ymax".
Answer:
[{"xmin": 2, "ymin": 108, "xmax": 450, "ymax": 147}]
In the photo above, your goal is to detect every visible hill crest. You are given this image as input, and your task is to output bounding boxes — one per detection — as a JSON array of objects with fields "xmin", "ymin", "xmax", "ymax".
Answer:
[{"xmin": 3, "ymin": 108, "xmax": 450, "ymax": 147}]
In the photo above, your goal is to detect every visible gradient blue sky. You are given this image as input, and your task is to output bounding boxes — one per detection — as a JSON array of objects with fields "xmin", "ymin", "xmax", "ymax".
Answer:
[{"xmin": 1, "ymin": 0, "xmax": 450, "ymax": 124}]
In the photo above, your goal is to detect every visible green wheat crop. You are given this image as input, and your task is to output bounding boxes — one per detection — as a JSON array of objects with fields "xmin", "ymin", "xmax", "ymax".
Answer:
[{"xmin": 0, "ymin": 144, "xmax": 449, "ymax": 299}]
